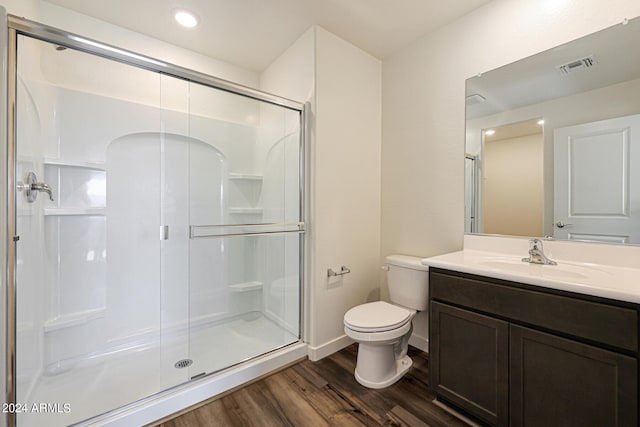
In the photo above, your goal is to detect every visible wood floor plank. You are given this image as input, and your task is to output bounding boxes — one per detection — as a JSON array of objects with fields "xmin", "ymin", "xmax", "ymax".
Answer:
[
  {"xmin": 221, "ymin": 384, "xmax": 293, "ymax": 427},
  {"xmin": 192, "ymin": 399, "xmax": 239, "ymax": 427},
  {"xmin": 156, "ymin": 345, "xmax": 467, "ymax": 427},
  {"xmin": 281, "ymin": 366, "xmax": 368, "ymax": 426},
  {"xmin": 263, "ymin": 370, "xmax": 333, "ymax": 427},
  {"xmin": 384, "ymin": 379, "xmax": 465, "ymax": 427},
  {"xmin": 307, "ymin": 355, "xmax": 396, "ymax": 424},
  {"xmin": 291, "ymin": 360, "xmax": 329, "ymax": 389},
  {"xmin": 158, "ymin": 411, "xmax": 198, "ymax": 427},
  {"xmin": 388, "ymin": 405, "xmax": 432, "ymax": 427}
]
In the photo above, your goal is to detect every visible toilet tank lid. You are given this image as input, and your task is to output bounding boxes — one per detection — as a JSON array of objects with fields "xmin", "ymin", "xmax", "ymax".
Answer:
[{"xmin": 385, "ymin": 254, "xmax": 428, "ymax": 271}]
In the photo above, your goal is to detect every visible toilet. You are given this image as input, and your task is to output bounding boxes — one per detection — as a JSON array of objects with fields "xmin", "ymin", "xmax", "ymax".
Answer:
[{"xmin": 343, "ymin": 255, "xmax": 428, "ymax": 389}]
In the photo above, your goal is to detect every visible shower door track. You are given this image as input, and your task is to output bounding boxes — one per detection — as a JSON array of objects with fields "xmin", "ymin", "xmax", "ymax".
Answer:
[{"xmin": 3, "ymin": 13, "xmax": 308, "ymax": 427}]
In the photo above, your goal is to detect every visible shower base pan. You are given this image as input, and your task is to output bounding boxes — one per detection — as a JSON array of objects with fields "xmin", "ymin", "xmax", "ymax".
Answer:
[{"xmin": 17, "ymin": 312, "xmax": 304, "ymax": 427}]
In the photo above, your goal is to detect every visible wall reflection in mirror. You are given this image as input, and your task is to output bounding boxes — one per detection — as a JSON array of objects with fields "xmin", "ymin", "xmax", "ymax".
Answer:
[{"xmin": 465, "ymin": 16, "xmax": 640, "ymax": 245}]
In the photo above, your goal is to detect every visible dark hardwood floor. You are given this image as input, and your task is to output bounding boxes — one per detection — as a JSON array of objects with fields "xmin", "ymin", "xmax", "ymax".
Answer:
[{"xmin": 153, "ymin": 345, "xmax": 467, "ymax": 427}]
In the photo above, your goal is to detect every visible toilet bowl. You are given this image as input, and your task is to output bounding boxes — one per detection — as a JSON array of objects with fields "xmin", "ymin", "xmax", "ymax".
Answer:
[
  {"xmin": 344, "ymin": 301, "xmax": 416, "ymax": 388},
  {"xmin": 343, "ymin": 255, "xmax": 428, "ymax": 389}
]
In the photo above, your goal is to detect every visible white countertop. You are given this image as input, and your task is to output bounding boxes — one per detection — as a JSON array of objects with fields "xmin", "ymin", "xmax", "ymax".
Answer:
[{"xmin": 422, "ymin": 249, "xmax": 640, "ymax": 304}]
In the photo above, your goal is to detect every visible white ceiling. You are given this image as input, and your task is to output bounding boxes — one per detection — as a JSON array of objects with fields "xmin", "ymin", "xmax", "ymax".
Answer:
[{"xmin": 44, "ymin": 0, "xmax": 490, "ymax": 72}]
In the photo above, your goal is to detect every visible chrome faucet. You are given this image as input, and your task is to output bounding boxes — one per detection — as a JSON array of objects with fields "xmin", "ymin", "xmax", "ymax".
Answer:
[{"xmin": 522, "ymin": 239, "xmax": 557, "ymax": 265}]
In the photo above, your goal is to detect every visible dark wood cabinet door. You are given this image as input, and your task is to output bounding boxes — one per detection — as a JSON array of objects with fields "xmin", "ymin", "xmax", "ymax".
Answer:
[
  {"xmin": 431, "ymin": 301, "xmax": 509, "ymax": 426},
  {"xmin": 510, "ymin": 324, "xmax": 638, "ymax": 427}
]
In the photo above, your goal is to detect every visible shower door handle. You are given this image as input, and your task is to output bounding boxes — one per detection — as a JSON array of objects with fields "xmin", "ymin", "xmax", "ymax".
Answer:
[{"xmin": 19, "ymin": 171, "xmax": 55, "ymax": 202}]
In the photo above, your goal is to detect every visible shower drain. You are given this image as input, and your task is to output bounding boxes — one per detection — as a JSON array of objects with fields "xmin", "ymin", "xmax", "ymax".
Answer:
[{"xmin": 174, "ymin": 359, "xmax": 193, "ymax": 369}]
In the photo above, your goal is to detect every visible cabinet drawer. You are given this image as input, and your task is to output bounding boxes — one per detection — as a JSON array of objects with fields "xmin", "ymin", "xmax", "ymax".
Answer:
[{"xmin": 430, "ymin": 269, "xmax": 638, "ymax": 353}]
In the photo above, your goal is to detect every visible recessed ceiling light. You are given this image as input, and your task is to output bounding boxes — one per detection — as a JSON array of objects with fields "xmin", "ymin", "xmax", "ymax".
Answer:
[
  {"xmin": 174, "ymin": 9, "xmax": 198, "ymax": 28},
  {"xmin": 537, "ymin": 119, "xmax": 545, "ymax": 125},
  {"xmin": 485, "ymin": 129, "xmax": 495, "ymax": 136}
]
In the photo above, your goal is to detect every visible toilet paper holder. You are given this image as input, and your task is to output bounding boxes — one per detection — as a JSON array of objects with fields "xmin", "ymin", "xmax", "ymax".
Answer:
[{"xmin": 327, "ymin": 266, "xmax": 351, "ymax": 277}]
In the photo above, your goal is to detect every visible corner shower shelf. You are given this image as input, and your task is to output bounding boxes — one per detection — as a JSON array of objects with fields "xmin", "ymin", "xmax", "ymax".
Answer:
[
  {"xmin": 44, "ymin": 158, "xmax": 106, "ymax": 171},
  {"xmin": 229, "ymin": 207, "xmax": 263, "ymax": 215},
  {"xmin": 229, "ymin": 281, "xmax": 263, "ymax": 292},
  {"xmin": 44, "ymin": 208, "xmax": 106, "ymax": 216},
  {"xmin": 229, "ymin": 173, "xmax": 263, "ymax": 181}
]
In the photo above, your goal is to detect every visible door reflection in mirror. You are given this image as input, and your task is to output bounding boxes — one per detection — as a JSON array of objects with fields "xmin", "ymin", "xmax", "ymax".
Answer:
[{"xmin": 554, "ymin": 114, "xmax": 640, "ymax": 244}]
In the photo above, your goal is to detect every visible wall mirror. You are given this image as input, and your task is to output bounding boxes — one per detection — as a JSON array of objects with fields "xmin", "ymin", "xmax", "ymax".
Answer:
[{"xmin": 465, "ymin": 16, "xmax": 640, "ymax": 245}]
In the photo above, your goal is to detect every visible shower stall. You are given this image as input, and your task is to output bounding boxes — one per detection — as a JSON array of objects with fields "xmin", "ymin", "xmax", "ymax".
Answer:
[{"xmin": 2, "ymin": 14, "xmax": 305, "ymax": 427}]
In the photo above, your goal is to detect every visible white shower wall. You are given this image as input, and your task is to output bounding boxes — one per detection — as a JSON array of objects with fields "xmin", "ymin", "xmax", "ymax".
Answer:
[{"xmin": 25, "ymin": 83, "xmax": 256, "ymax": 365}]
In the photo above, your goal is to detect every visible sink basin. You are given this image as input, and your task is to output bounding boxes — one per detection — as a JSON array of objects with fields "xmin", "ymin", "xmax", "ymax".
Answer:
[{"xmin": 477, "ymin": 258, "xmax": 594, "ymax": 280}]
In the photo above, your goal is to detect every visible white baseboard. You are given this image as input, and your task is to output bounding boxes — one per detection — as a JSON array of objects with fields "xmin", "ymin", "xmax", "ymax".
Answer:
[
  {"xmin": 409, "ymin": 332, "xmax": 429, "ymax": 353},
  {"xmin": 308, "ymin": 332, "xmax": 426, "ymax": 362},
  {"xmin": 307, "ymin": 334, "xmax": 353, "ymax": 361}
]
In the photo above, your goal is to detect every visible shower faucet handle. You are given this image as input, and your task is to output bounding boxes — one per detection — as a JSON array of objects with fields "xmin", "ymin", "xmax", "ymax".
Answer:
[
  {"xmin": 19, "ymin": 171, "xmax": 55, "ymax": 203},
  {"xmin": 30, "ymin": 182, "xmax": 55, "ymax": 201}
]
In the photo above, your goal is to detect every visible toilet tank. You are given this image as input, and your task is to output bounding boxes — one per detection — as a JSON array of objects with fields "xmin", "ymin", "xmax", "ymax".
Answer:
[{"xmin": 386, "ymin": 255, "xmax": 429, "ymax": 311}]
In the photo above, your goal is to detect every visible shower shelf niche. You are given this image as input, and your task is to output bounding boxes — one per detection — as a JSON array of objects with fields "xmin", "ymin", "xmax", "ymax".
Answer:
[
  {"xmin": 228, "ymin": 172, "xmax": 263, "ymax": 215},
  {"xmin": 44, "ymin": 208, "xmax": 106, "ymax": 216},
  {"xmin": 229, "ymin": 173, "xmax": 263, "ymax": 181},
  {"xmin": 43, "ymin": 157, "xmax": 107, "ymax": 215},
  {"xmin": 229, "ymin": 281, "xmax": 264, "ymax": 292},
  {"xmin": 228, "ymin": 207, "xmax": 263, "ymax": 215},
  {"xmin": 44, "ymin": 158, "xmax": 106, "ymax": 171}
]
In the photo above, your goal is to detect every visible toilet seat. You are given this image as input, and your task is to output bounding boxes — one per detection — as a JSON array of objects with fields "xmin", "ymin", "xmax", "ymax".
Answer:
[{"xmin": 344, "ymin": 301, "xmax": 415, "ymax": 333}]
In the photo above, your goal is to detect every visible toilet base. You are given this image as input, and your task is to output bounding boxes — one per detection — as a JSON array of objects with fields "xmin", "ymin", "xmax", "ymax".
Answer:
[{"xmin": 354, "ymin": 354, "xmax": 413, "ymax": 389}]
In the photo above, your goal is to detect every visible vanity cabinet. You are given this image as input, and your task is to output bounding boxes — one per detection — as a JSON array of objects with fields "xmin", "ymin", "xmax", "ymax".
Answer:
[{"xmin": 429, "ymin": 267, "xmax": 638, "ymax": 427}]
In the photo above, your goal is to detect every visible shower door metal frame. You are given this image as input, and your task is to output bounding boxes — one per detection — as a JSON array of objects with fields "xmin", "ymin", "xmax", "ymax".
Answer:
[{"xmin": 3, "ymin": 14, "xmax": 307, "ymax": 427}]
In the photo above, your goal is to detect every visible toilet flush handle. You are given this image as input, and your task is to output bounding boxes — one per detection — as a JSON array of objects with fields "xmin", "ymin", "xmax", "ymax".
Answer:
[{"xmin": 381, "ymin": 265, "xmax": 389, "ymax": 271}]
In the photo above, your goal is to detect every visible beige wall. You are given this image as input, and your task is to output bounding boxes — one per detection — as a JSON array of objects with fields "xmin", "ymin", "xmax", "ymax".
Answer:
[
  {"xmin": 483, "ymin": 133, "xmax": 543, "ymax": 237},
  {"xmin": 381, "ymin": 0, "xmax": 640, "ymax": 345},
  {"xmin": 0, "ymin": 0, "xmax": 38, "ymax": 17},
  {"xmin": 312, "ymin": 27, "xmax": 381, "ymax": 358}
]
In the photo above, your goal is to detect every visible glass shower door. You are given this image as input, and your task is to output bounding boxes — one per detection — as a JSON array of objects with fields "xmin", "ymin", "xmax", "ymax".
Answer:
[
  {"xmin": 13, "ymin": 34, "xmax": 174, "ymax": 427},
  {"xmin": 11, "ymin": 25, "xmax": 304, "ymax": 427},
  {"xmin": 186, "ymin": 83, "xmax": 302, "ymax": 377}
]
